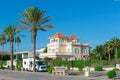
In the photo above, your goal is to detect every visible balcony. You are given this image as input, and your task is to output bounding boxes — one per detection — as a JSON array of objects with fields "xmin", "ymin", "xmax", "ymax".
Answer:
[{"xmin": 39, "ymin": 52, "xmax": 74, "ymax": 58}]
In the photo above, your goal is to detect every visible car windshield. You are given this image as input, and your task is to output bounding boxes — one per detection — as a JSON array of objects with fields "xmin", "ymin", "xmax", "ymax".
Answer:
[{"xmin": 36, "ymin": 61, "xmax": 45, "ymax": 65}]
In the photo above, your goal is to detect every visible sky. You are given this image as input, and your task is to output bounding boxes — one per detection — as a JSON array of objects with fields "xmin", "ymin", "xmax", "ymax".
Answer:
[{"xmin": 0, "ymin": 0, "xmax": 120, "ymax": 51}]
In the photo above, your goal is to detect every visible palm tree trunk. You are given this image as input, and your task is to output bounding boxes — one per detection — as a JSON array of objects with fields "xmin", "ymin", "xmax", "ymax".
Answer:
[
  {"xmin": 16, "ymin": 43, "xmax": 18, "ymax": 70},
  {"xmin": 33, "ymin": 33, "xmax": 36, "ymax": 72},
  {"xmin": 115, "ymin": 47, "xmax": 118, "ymax": 61},
  {"xmin": 2, "ymin": 45, "xmax": 4, "ymax": 51},
  {"xmin": 10, "ymin": 42, "xmax": 14, "ymax": 70},
  {"xmin": 108, "ymin": 52, "xmax": 111, "ymax": 61},
  {"xmin": 16, "ymin": 43, "xmax": 19, "ymax": 60}
]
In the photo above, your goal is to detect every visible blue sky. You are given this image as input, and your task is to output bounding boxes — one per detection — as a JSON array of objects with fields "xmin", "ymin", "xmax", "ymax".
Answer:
[{"xmin": 0, "ymin": 0, "xmax": 120, "ymax": 51}]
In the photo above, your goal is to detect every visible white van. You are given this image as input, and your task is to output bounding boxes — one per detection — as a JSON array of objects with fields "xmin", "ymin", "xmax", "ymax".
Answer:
[{"xmin": 23, "ymin": 58, "xmax": 47, "ymax": 72}]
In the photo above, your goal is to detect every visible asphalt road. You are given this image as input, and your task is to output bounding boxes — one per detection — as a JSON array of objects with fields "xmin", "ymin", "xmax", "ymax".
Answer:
[{"xmin": 0, "ymin": 70, "xmax": 120, "ymax": 80}]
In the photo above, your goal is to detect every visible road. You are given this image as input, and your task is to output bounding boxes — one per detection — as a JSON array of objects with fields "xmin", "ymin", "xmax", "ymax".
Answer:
[{"xmin": 0, "ymin": 70, "xmax": 120, "ymax": 80}]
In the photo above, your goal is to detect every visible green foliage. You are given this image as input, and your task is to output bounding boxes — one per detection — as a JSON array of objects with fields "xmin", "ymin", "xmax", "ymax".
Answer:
[
  {"xmin": 94, "ymin": 66, "xmax": 103, "ymax": 71},
  {"xmin": 113, "ymin": 68, "xmax": 119, "ymax": 71},
  {"xmin": 0, "ymin": 61, "xmax": 4, "ymax": 69},
  {"xmin": 73, "ymin": 60, "xmax": 90, "ymax": 70},
  {"xmin": 44, "ymin": 59, "xmax": 119, "ymax": 72},
  {"xmin": 47, "ymin": 65, "xmax": 53, "ymax": 73},
  {"xmin": 44, "ymin": 57, "xmax": 53, "ymax": 65},
  {"xmin": 17, "ymin": 60, "xmax": 22, "ymax": 71},
  {"xmin": 118, "ymin": 47, "xmax": 120, "ymax": 58},
  {"xmin": 91, "ymin": 37, "xmax": 120, "ymax": 61},
  {"xmin": 43, "ymin": 47, "xmax": 47, "ymax": 53},
  {"xmin": 44, "ymin": 59, "xmax": 91, "ymax": 71},
  {"xmin": 107, "ymin": 70, "xmax": 116, "ymax": 79},
  {"xmin": 0, "ymin": 55, "xmax": 10, "ymax": 60},
  {"xmin": 14, "ymin": 54, "xmax": 22, "ymax": 60}
]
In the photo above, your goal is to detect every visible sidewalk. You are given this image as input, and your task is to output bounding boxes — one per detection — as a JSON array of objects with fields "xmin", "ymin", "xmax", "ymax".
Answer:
[{"xmin": 0, "ymin": 69, "xmax": 110, "ymax": 80}]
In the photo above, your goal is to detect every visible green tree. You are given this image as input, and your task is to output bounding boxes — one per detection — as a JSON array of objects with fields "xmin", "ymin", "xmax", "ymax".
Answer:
[
  {"xmin": 3, "ymin": 25, "xmax": 22, "ymax": 70},
  {"xmin": 0, "ymin": 34, "xmax": 6, "ymax": 51},
  {"xmin": 110, "ymin": 37, "xmax": 120, "ymax": 61},
  {"xmin": 43, "ymin": 47, "xmax": 47, "ymax": 53},
  {"xmin": 103, "ymin": 42, "xmax": 112, "ymax": 61},
  {"xmin": 0, "ymin": 34, "xmax": 6, "ymax": 61},
  {"xmin": 91, "ymin": 45, "xmax": 104, "ymax": 60},
  {"xmin": 17, "ymin": 7, "xmax": 53, "ymax": 72}
]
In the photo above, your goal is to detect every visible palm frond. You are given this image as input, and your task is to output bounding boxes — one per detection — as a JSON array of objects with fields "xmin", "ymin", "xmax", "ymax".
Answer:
[
  {"xmin": 38, "ymin": 25, "xmax": 53, "ymax": 30},
  {"xmin": 40, "ymin": 17, "xmax": 53, "ymax": 25},
  {"xmin": 16, "ymin": 18, "xmax": 31, "ymax": 27}
]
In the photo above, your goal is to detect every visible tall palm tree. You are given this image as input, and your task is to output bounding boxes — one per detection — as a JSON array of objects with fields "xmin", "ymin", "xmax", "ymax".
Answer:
[
  {"xmin": 3, "ymin": 25, "xmax": 22, "ymax": 70},
  {"xmin": 17, "ymin": 7, "xmax": 53, "ymax": 72},
  {"xmin": 110, "ymin": 37, "xmax": 120, "ymax": 61}
]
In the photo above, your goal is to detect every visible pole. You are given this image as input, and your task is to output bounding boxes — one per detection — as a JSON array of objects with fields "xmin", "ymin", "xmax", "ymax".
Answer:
[{"xmin": 16, "ymin": 43, "xmax": 18, "ymax": 70}]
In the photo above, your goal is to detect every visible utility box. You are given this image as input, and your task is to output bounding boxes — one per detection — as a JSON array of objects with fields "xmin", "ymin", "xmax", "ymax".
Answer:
[
  {"xmin": 116, "ymin": 64, "xmax": 120, "ymax": 70},
  {"xmin": 84, "ymin": 66, "xmax": 90, "ymax": 77}
]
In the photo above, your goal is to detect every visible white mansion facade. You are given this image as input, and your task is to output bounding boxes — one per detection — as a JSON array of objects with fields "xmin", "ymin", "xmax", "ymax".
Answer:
[{"xmin": 39, "ymin": 32, "xmax": 90, "ymax": 60}]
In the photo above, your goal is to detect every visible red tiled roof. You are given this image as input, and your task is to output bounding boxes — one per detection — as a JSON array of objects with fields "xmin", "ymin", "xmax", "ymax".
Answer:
[
  {"xmin": 50, "ymin": 32, "xmax": 65, "ymax": 39},
  {"xmin": 50, "ymin": 32, "xmax": 79, "ymax": 40},
  {"xmin": 69, "ymin": 35, "xmax": 79, "ymax": 40}
]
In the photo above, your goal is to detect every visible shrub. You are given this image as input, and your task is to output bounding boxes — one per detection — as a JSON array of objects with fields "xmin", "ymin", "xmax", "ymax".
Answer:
[
  {"xmin": 113, "ymin": 68, "xmax": 119, "ymax": 71},
  {"xmin": 107, "ymin": 70, "xmax": 116, "ymax": 79},
  {"xmin": 0, "ymin": 61, "xmax": 4, "ymax": 69},
  {"xmin": 17, "ymin": 60, "xmax": 22, "ymax": 71},
  {"xmin": 47, "ymin": 66, "xmax": 53, "ymax": 73},
  {"xmin": 94, "ymin": 66, "xmax": 103, "ymax": 71}
]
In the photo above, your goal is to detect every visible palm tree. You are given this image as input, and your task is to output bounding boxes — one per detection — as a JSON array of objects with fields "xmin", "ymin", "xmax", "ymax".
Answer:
[
  {"xmin": 3, "ymin": 25, "xmax": 22, "ymax": 70},
  {"xmin": 17, "ymin": 7, "xmax": 53, "ymax": 72},
  {"xmin": 0, "ymin": 34, "xmax": 6, "ymax": 61},
  {"xmin": 0, "ymin": 34, "xmax": 6, "ymax": 51},
  {"xmin": 110, "ymin": 37, "xmax": 120, "ymax": 61},
  {"xmin": 104, "ymin": 42, "xmax": 112, "ymax": 61}
]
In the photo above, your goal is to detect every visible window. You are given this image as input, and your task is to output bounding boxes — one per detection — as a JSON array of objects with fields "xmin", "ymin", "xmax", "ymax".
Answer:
[
  {"xmin": 65, "ymin": 58, "xmax": 68, "ymax": 61},
  {"xmin": 82, "ymin": 47, "xmax": 87, "ymax": 54},
  {"xmin": 75, "ymin": 58, "xmax": 77, "ymax": 60},
  {"xmin": 60, "ymin": 40, "xmax": 64, "ymax": 43},
  {"xmin": 54, "ymin": 39, "xmax": 56, "ymax": 42},
  {"xmin": 56, "ymin": 39, "xmax": 58, "ymax": 42},
  {"xmin": 30, "ymin": 61, "xmax": 32, "ymax": 65},
  {"xmin": 75, "ymin": 48, "xmax": 79, "ymax": 54}
]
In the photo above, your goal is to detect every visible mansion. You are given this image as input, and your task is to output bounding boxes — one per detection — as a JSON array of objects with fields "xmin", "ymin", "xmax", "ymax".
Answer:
[
  {"xmin": 16, "ymin": 32, "xmax": 90, "ymax": 60},
  {"xmin": 39, "ymin": 32, "xmax": 90, "ymax": 60}
]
